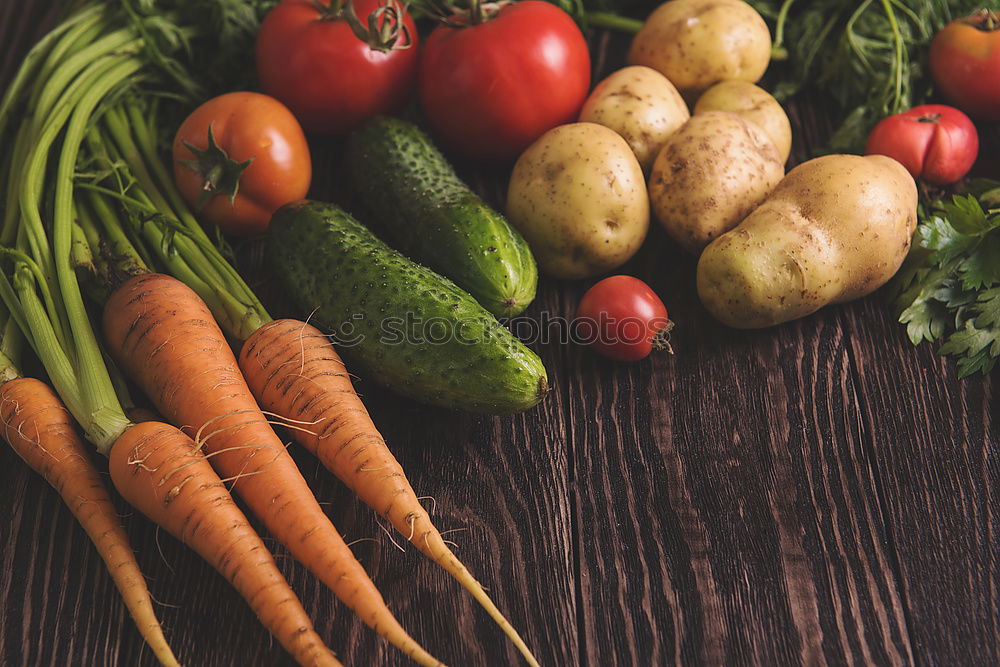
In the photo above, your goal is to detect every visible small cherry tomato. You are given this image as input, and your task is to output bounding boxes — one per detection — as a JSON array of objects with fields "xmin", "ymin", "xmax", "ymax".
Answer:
[
  {"xmin": 255, "ymin": 0, "xmax": 419, "ymax": 135},
  {"xmin": 930, "ymin": 9, "xmax": 1000, "ymax": 121},
  {"xmin": 172, "ymin": 92, "xmax": 312, "ymax": 237},
  {"xmin": 864, "ymin": 104, "xmax": 978, "ymax": 186},
  {"xmin": 419, "ymin": 0, "xmax": 591, "ymax": 161},
  {"xmin": 575, "ymin": 276, "xmax": 673, "ymax": 362}
]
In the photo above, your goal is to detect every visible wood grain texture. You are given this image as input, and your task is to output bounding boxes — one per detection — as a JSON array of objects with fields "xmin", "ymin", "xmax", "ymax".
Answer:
[{"xmin": 1, "ymin": 3, "xmax": 997, "ymax": 667}]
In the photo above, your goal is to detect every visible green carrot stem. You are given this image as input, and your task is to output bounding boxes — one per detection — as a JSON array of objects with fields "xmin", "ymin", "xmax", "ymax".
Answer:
[
  {"xmin": 51, "ymin": 56, "xmax": 142, "ymax": 452},
  {"xmin": 122, "ymin": 99, "xmax": 214, "ymax": 246},
  {"xmin": 0, "ymin": 16, "xmax": 97, "ymax": 247},
  {"xmin": 1, "ymin": 124, "xmax": 36, "ymax": 247},
  {"xmin": 30, "ymin": 30, "xmax": 136, "ymax": 132},
  {"xmin": 0, "ymin": 314, "xmax": 23, "ymax": 383},
  {"xmin": 20, "ymin": 54, "xmax": 137, "ymax": 320},
  {"xmin": 101, "ymin": 105, "xmax": 181, "ymax": 223},
  {"xmin": 70, "ymin": 216, "xmax": 96, "ymax": 273},
  {"xmin": 0, "ymin": 4, "xmax": 104, "ymax": 140},
  {"xmin": 0, "ymin": 260, "xmax": 85, "ymax": 429},
  {"xmin": 84, "ymin": 189, "xmax": 153, "ymax": 274}
]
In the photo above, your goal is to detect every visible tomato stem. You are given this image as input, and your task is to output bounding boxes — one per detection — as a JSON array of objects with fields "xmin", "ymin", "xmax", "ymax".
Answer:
[
  {"xmin": 965, "ymin": 8, "xmax": 999, "ymax": 32},
  {"xmin": 584, "ymin": 12, "xmax": 642, "ymax": 34},
  {"xmin": 420, "ymin": 0, "xmax": 512, "ymax": 28},
  {"xmin": 311, "ymin": 0, "xmax": 413, "ymax": 52},
  {"xmin": 177, "ymin": 123, "xmax": 254, "ymax": 210}
]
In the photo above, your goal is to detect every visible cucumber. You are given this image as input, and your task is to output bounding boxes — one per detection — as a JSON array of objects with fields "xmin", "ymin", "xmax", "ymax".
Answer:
[
  {"xmin": 267, "ymin": 200, "xmax": 549, "ymax": 414},
  {"xmin": 344, "ymin": 116, "xmax": 537, "ymax": 318}
]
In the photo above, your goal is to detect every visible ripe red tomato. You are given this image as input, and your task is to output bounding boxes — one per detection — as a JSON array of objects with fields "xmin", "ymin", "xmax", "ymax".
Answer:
[
  {"xmin": 172, "ymin": 92, "xmax": 311, "ymax": 236},
  {"xmin": 419, "ymin": 1, "xmax": 591, "ymax": 161},
  {"xmin": 864, "ymin": 105, "xmax": 978, "ymax": 186},
  {"xmin": 929, "ymin": 9, "xmax": 1000, "ymax": 121},
  {"xmin": 255, "ymin": 0, "xmax": 419, "ymax": 135},
  {"xmin": 575, "ymin": 276, "xmax": 673, "ymax": 362}
]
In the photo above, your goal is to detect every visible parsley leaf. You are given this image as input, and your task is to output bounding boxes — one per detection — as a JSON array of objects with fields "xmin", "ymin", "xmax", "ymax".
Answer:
[
  {"xmin": 890, "ymin": 187, "xmax": 1000, "ymax": 377},
  {"xmin": 959, "ymin": 234, "xmax": 1000, "ymax": 291},
  {"xmin": 941, "ymin": 194, "xmax": 991, "ymax": 236}
]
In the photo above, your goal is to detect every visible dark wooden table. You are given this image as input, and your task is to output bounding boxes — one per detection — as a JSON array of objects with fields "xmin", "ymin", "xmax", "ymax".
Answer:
[{"xmin": 1, "ymin": 3, "xmax": 996, "ymax": 666}]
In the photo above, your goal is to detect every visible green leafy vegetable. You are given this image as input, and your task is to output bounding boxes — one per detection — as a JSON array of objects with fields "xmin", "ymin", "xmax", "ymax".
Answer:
[
  {"xmin": 890, "ymin": 183, "xmax": 1000, "ymax": 377},
  {"xmin": 748, "ymin": 0, "xmax": 981, "ymax": 153}
]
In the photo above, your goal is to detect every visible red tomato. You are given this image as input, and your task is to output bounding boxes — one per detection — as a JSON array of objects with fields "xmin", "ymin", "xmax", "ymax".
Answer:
[
  {"xmin": 172, "ymin": 92, "xmax": 311, "ymax": 236},
  {"xmin": 930, "ymin": 9, "xmax": 1000, "ymax": 121},
  {"xmin": 864, "ymin": 105, "xmax": 978, "ymax": 186},
  {"xmin": 419, "ymin": 1, "xmax": 590, "ymax": 161},
  {"xmin": 255, "ymin": 0, "xmax": 419, "ymax": 135},
  {"xmin": 575, "ymin": 276, "xmax": 673, "ymax": 362}
]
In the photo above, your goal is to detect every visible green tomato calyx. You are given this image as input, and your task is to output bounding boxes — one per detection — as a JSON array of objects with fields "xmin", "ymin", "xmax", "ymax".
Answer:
[{"xmin": 178, "ymin": 123, "xmax": 253, "ymax": 210}]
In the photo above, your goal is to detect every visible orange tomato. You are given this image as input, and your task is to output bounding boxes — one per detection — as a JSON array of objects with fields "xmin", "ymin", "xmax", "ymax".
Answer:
[
  {"xmin": 929, "ymin": 9, "xmax": 1000, "ymax": 121},
  {"xmin": 172, "ymin": 92, "xmax": 311, "ymax": 236}
]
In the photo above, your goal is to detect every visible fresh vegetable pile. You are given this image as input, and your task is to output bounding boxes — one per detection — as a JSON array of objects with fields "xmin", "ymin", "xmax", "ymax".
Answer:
[{"xmin": 3, "ymin": 0, "xmax": 999, "ymax": 664}]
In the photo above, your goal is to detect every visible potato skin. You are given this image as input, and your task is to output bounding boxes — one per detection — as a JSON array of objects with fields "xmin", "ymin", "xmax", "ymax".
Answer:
[
  {"xmin": 694, "ymin": 80, "xmax": 792, "ymax": 163},
  {"xmin": 628, "ymin": 0, "xmax": 771, "ymax": 100},
  {"xmin": 648, "ymin": 111, "xmax": 784, "ymax": 254},
  {"xmin": 696, "ymin": 154, "xmax": 918, "ymax": 329},
  {"xmin": 578, "ymin": 65, "xmax": 690, "ymax": 171},
  {"xmin": 505, "ymin": 122, "xmax": 649, "ymax": 279}
]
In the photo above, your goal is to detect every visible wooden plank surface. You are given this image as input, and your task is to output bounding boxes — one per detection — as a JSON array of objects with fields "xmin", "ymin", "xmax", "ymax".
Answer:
[{"xmin": 1, "ymin": 3, "xmax": 997, "ymax": 667}]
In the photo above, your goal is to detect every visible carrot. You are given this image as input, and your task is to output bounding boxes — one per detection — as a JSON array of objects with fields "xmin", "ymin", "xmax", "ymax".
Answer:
[
  {"xmin": 240, "ymin": 319, "xmax": 541, "ymax": 666},
  {"xmin": 0, "ymin": 266, "xmax": 342, "ymax": 667},
  {"xmin": 0, "ymin": 9, "xmax": 341, "ymax": 665},
  {"xmin": 102, "ymin": 272, "xmax": 442, "ymax": 667},
  {"xmin": 0, "ymin": 376, "xmax": 180, "ymax": 667},
  {"xmin": 108, "ymin": 420, "xmax": 341, "ymax": 667}
]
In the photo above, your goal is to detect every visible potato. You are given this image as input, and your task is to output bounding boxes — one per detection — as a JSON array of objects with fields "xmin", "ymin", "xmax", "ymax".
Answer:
[
  {"xmin": 506, "ymin": 122, "xmax": 649, "ymax": 279},
  {"xmin": 694, "ymin": 80, "xmax": 792, "ymax": 163},
  {"xmin": 628, "ymin": 0, "xmax": 772, "ymax": 100},
  {"xmin": 648, "ymin": 111, "xmax": 784, "ymax": 254},
  {"xmin": 697, "ymin": 154, "xmax": 918, "ymax": 329},
  {"xmin": 578, "ymin": 65, "xmax": 690, "ymax": 172}
]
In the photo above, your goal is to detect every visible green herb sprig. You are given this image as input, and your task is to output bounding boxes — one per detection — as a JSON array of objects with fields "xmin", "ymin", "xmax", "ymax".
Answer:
[
  {"xmin": 890, "ymin": 181, "xmax": 1000, "ymax": 377},
  {"xmin": 748, "ymin": 0, "xmax": 980, "ymax": 153}
]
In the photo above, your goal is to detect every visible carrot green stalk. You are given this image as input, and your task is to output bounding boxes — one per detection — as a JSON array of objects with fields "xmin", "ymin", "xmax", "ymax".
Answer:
[
  {"xmin": 102, "ymin": 271, "xmax": 443, "ymax": 667},
  {"xmin": 95, "ymin": 94, "xmax": 538, "ymax": 666},
  {"xmin": 0, "ymin": 318, "xmax": 179, "ymax": 667}
]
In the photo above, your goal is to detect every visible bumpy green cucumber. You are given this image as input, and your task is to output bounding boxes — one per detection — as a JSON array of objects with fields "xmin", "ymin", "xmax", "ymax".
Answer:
[
  {"xmin": 267, "ymin": 200, "xmax": 548, "ymax": 413},
  {"xmin": 344, "ymin": 116, "xmax": 537, "ymax": 318}
]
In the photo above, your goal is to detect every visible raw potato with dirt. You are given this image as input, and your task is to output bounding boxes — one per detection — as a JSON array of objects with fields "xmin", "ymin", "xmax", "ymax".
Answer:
[
  {"xmin": 648, "ymin": 110, "xmax": 784, "ymax": 254},
  {"xmin": 694, "ymin": 80, "xmax": 792, "ymax": 163},
  {"xmin": 578, "ymin": 65, "xmax": 690, "ymax": 171},
  {"xmin": 628, "ymin": 0, "xmax": 772, "ymax": 100},
  {"xmin": 506, "ymin": 122, "xmax": 649, "ymax": 279},
  {"xmin": 696, "ymin": 154, "xmax": 918, "ymax": 329}
]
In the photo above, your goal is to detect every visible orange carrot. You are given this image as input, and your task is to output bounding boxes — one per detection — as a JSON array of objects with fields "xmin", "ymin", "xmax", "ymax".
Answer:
[
  {"xmin": 239, "ymin": 318, "xmax": 540, "ymax": 667},
  {"xmin": 108, "ymin": 420, "xmax": 341, "ymax": 667},
  {"xmin": 102, "ymin": 272, "xmax": 442, "ymax": 667},
  {"xmin": 0, "ymin": 377, "xmax": 180, "ymax": 667}
]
